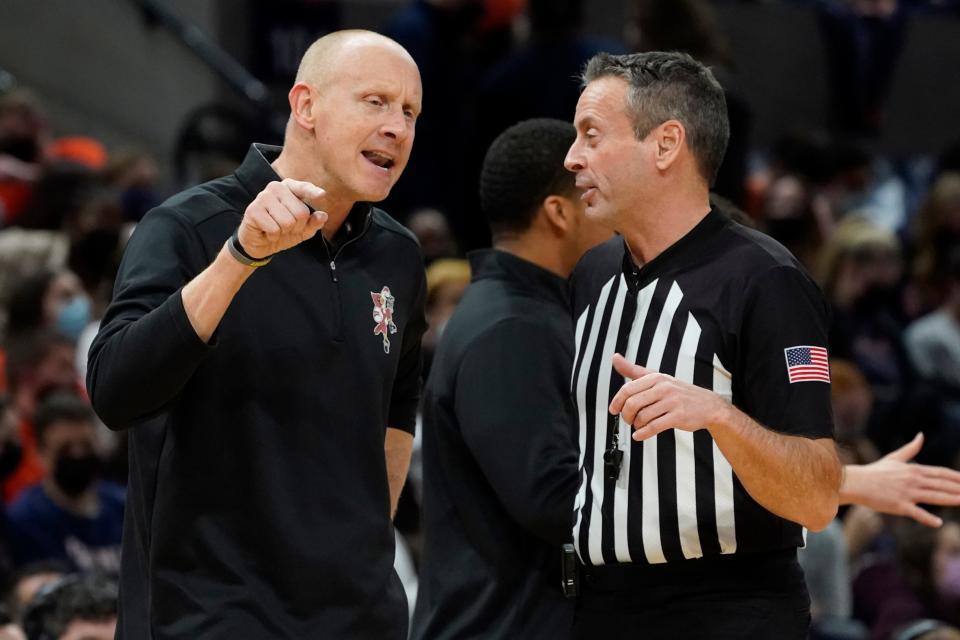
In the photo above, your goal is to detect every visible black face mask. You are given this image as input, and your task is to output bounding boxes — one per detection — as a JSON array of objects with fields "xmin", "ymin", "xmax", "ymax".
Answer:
[
  {"xmin": 53, "ymin": 453, "xmax": 100, "ymax": 497},
  {"xmin": 857, "ymin": 283, "xmax": 900, "ymax": 314},
  {"xmin": 0, "ymin": 441, "xmax": 23, "ymax": 479},
  {"xmin": 120, "ymin": 186, "xmax": 159, "ymax": 222},
  {"xmin": 0, "ymin": 134, "xmax": 41, "ymax": 163},
  {"xmin": 68, "ymin": 228, "xmax": 120, "ymax": 288}
]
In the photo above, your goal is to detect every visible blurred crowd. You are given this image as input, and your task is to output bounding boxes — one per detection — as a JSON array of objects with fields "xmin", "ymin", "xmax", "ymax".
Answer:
[{"xmin": 1, "ymin": 0, "xmax": 959, "ymax": 638}]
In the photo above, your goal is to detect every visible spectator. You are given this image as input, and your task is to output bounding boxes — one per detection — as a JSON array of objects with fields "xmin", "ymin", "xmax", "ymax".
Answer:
[
  {"xmin": 832, "ymin": 358, "xmax": 882, "ymax": 465},
  {"xmin": 761, "ymin": 170, "xmax": 823, "ymax": 271},
  {"xmin": 102, "ymin": 150, "xmax": 159, "ymax": 224},
  {"xmin": 4, "ymin": 270, "xmax": 90, "ymax": 343},
  {"xmin": 757, "ymin": 130, "xmax": 839, "ymax": 270},
  {"xmin": 407, "ymin": 208, "xmax": 460, "ymax": 265},
  {"xmin": 17, "ymin": 157, "xmax": 104, "ymax": 233},
  {"xmin": 0, "ymin": 238, "xmax": 68, "ymax": 333},
  {"xmin": 44, "ymin": 140, "xmax": 106, "ymax": 175},
  {"xmin": 0, "ymin": 90, "xmax": 49, "ymax": 227},
  {"xmin": 4, "ymin": 561, "xmax": 67, "ymax": 623},
  {"xmin": 20, "ymin": 573, "xmax": 116, "ymax": 640},
  {"xmin": 6, "ymin": 393, "xmax": 122, "ymax": 573},
  {"xmin": 421, "ymin": 258, "xmax": 471, "ymax": 377},
  {"xmin": 853, "ymin": 511, "xmax": 960, "ymax": 639},
  {"xmin": 2, "ymin": 269, "xmax": 119, "ymax": 489},
  {"xmin": 910, "ymin": 173, "xmax": 960, "ymax": 314},
  {"xmin": 2, "ymin": 331, "xmax": 78, "ymax": 502},
  {"xmin": 905, "ymin": 247, "xmax": 960, "ymax": 462},
  {"xmin": 817, "ymin": 217, "xmax": 914, "ymax": 451},
  {"xmin": 814, "ymin": 139, "xmax": 906, "ymax": 233}
]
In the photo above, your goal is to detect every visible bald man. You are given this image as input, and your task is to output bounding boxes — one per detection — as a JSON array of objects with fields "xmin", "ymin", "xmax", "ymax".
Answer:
[{"xmin": 87, "ymin": 31, "xmax": 426, "ymax": 638}]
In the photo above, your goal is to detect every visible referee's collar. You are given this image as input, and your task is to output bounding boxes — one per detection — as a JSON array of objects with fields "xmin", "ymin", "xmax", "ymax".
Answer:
[
  {"xmin": 468, "ymin": 249, "xmax": 569, "ymax": 307},
  {"xmin": 621, "ymin": 207, "xmax": 727, "ymax": 293},
  {"xmin": 234, "ymin": 143, "xmax": 372, "ymax": 247}
]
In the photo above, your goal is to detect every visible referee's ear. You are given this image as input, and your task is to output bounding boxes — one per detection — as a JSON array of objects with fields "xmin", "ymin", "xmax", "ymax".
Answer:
[{"xmin": 653, "ymin": 119, "xmax": 686, "ymax": 173}]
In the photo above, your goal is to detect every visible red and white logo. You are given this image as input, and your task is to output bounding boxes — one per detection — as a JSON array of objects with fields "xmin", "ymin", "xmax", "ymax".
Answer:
[{"xmin": 371, "ymin": 286, "xmax": 398, "ymax": 354}]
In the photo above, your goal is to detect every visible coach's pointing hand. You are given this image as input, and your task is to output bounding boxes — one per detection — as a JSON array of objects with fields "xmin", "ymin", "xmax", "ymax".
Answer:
[
  {"xmin": 238, "ymin": 178, "xmax": 329, "ymax": 258},
  {"xmin": 181, "ymin": 180, "xmax": 327, "ymax": 343}
]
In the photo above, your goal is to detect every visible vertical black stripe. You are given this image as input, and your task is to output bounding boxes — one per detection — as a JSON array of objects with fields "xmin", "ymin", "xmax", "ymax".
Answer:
[
  {"xmin": 570, "ymin": 302, "xmax": 596, "ymax": 560},
  {"xmin": 626, "ymin": 278, "xmax": 672, "ymax": 563},
  {"xmin": 600, "ymin": 289, "xmax": 638, "ymax": 564},
  {"xmin": 656, "ymin": 298, "xmax": 689, "ymax": 563},
  {"xmin": 570, "ymin": 302, "xmax": 596, "ymax": 468},
  {"xmin": 577, "ymin": 280, "xmax": 619, "ymax": 563},
  {"xmin": 571, "ymin": 305, "xmax": 595, "ymax": 415},
  {"xmin": 692, "ymin": 315, "xmax": 720, "ymax": 557}
]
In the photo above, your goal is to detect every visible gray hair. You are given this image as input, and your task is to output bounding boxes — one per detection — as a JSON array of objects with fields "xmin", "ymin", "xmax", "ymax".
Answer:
[{"xmin": 582, "ymin": 51, "xmax": 729, "ymax": 185}]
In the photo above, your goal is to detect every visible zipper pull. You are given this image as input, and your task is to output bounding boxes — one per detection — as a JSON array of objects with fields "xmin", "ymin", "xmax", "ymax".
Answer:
[{"xmin": 329, "ymin": 261, "xmax": 338, "ymax": 282}]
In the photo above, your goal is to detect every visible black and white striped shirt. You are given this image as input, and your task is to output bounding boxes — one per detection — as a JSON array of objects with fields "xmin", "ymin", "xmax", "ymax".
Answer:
[{"xmin": 569, "ymin": 209, "xmax": 833, "ymax": 567}]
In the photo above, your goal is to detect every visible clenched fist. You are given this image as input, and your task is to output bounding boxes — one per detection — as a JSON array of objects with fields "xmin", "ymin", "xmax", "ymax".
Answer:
[{"xmin": 237, "ymin": 178, "xmax": 329, "ymax": 258}]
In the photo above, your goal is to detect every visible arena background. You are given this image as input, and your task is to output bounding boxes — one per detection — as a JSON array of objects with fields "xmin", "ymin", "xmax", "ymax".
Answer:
[{"xmin": 2, "ymin": 1, "xmax": 960, "ymax": 638}]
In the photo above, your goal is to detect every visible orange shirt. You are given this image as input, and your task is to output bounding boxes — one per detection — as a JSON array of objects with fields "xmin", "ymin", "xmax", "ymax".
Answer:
[{"xmin": 2, "ymin": 418, "xmax": 43, "ymax": 503}]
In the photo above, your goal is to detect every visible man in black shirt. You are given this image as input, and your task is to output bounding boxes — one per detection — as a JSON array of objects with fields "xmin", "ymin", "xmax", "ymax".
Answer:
[
  {"xmin": 563, "ymin": 51, "xmax": 842, "ymax": 639},
  {"xmin": 86, "ymin": 30, "xmax": 426, "ymax": 638},
  {"xmin": 411, "ymin": 85, "xmax": 957, "ymax": 640},
  {"xmin": 411, "ymin": 119, "xmax": 611, "ymax": 639}
]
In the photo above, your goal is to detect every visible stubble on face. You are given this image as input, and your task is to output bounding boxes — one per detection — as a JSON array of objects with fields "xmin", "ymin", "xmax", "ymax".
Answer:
[{"xmin": 569, "ymin": 76, "xmax": 646, "ymax": 231}]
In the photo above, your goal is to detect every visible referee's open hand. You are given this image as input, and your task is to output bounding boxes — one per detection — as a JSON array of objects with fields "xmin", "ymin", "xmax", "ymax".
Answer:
[
  {"xmin": 609, "ymin": 353, "xmax": 726, "ymax": 442},
  {"xmin": 237, "ymin": 178, "xmax": 329, "ymax": 259}
]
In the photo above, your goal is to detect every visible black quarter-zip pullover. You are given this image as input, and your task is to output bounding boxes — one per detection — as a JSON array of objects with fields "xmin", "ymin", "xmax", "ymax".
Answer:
[{"xmin": 87, "ymin": 144, "xmax": 427, "ymax": 639}]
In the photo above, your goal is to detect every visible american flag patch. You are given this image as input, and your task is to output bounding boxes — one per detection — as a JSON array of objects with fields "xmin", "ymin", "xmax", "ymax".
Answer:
[{"xmin": 784, "ymin": 346, "xmax": 830, "ymax": 383}]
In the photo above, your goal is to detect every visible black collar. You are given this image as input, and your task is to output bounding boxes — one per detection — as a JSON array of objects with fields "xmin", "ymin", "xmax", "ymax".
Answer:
[
  {"xmin": 234, "ymin": 143, "xmax": 283, "ymax": 199},
  {"xmin": 234, "ymin": 143, "xmax": 372, "ymax": 250},
  {"xmin": 468, "ymin": 249, "xmax": 569, "ymax": 308},
  {"xmin": 621, "ymin": 207, "xmax": 727, "ymax": 293}
]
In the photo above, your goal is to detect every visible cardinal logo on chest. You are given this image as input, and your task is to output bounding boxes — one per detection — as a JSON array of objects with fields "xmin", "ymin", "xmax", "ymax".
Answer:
[{"xmin": 371, "ymin": 286, "xmax": 398, "ymax": 354}]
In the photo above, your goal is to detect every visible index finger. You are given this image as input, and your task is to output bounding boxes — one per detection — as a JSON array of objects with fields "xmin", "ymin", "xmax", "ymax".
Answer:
[
  {"xmin": 612, "ymin": 353, "xmax": 651, "ymax": 381},
  {"xmin": 281, "ymin": 178, "xmax": 325, "ymax": 201}
]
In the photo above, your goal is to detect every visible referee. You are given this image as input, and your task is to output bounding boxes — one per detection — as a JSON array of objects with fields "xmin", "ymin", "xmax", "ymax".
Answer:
[
  {"xmin": 563, "ymin": 52, "xmax": 841, "ymax": 638},
  {"xmin": 410, "ymin": 119, "xmax": 611, "ymax": 639}
]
